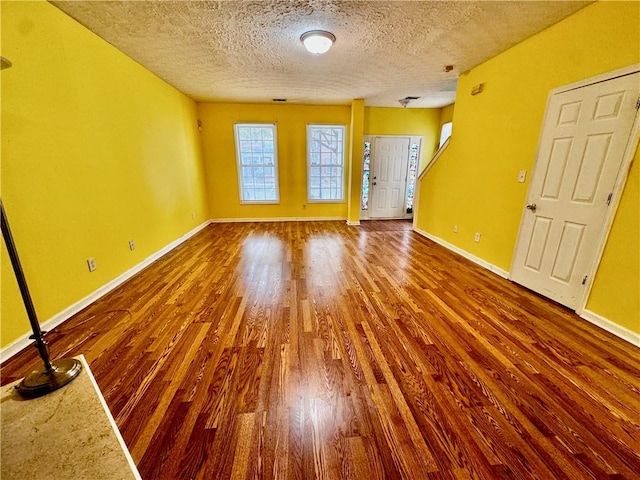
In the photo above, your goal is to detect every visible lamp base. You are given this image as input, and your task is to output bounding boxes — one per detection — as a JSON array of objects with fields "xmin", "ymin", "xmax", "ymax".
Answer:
[{"xmin": 17, "ymin": 358, "xmax": 82, "ymax": 398}]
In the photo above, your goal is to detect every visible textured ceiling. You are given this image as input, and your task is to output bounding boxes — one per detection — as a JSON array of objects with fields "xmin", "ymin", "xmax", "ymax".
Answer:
[{"xmin": 51, "ymin": 1, "xmax": 592, "ymax": 108}]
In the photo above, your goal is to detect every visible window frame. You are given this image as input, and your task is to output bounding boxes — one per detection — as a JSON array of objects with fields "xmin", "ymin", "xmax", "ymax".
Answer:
[
  {"xmin": 234, "ymin": 123, "xmax": 280, "ymax": 204},
  {"xmin": 306, "ymin": 124, "xmax": 346, "ymax": 203}
]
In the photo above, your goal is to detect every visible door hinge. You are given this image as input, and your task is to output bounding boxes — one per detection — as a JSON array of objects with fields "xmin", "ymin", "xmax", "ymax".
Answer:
[
  {"xmin": 606, "ymin": 192, "xmax": 613, "ymax": 205},
  {"xmin": 637, "ymin": 97, "xmax": 640, "ymax": 110},
  {"xmin": 582, "ymin": 275, "xmax": 588, "ymax": 285}
]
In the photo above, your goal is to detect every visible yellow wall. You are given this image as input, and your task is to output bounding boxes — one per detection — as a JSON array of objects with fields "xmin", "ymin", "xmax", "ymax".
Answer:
[
  {"xmin": 364, "ymin": 107, "xmax": 441, "ymax": 169},
  {"xmin": 439, "ymin": 104, "xmax": 455, "ymax": 127},
  {"xmin": 198, "ymin": 103, "xmax": 351, "ymax": 220},
  {"xmin": 198, "ymin": 103, "xmax": 441, "ymax": 223},
  {"xmin": 1, "ymin": 1, "xmax": 208, "ymax": 348},
  {"xmin": 416, "ymin": 1, "xmax": 640, "ymax": 333},
  {"xmin": 348, "ymin": 100, "xmax": 365, "ymax": 224}
]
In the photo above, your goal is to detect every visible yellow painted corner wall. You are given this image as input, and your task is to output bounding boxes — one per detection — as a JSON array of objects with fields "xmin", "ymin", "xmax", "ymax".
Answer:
[
  {"xmin": 364, "ymin": 107, "xmax": 441, "ymax": 169},
  {"xmin": 439, "ymin": 104, "xmax": 454, "ymax": 127},
  {"xmin": 1, "ymin": 1, "xmax": 208, "ymax": 348},
  {"xmin": 348, "ymin": 100, "xmax": 365, "ymax": 224},
  {"xmin": 198, "ymin": 103, "xmax": 351, "ymax": 220},
  {"xmin": 416, "ymin": 1, "xmax": 640, "ymax": 333}
]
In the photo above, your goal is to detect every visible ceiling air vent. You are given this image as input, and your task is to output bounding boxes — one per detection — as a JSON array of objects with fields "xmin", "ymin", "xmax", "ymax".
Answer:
[
  {"xmin": 272, "ymin": 98, "xmax": 287, "ymax": 102},
  {"xmin": 399, "ymin": 96, "xmax": 420, "ymax": 108}
]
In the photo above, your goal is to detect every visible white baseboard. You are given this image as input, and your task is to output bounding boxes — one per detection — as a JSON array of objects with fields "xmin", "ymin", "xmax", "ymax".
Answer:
[
  {"xmin": 0, "ymin": 220, "xmax": 212, "ymax": 362},
  {"xmin": 211, "ymin": 216, "xmax": 346, "ymax": 223},
  {"xmin": 346, "ymin": 220, "xmax": 361, "ymax": 226},
  {"xmin": 412, "ymin": 227, "xmax": 510, "ymax": 279},
  {"xmin": 580, "ymin": 310, "xmax": 640, "ymax": 348}
]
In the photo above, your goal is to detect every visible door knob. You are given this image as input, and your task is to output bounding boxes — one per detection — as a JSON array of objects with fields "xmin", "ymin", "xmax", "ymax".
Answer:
[
  {"xmin": 526, "ymin": 203, "xmax": 537, "ymax": 212},
  {"xmin": 372, "ymin": 182, "xmax": 377, "ymax": 185}
]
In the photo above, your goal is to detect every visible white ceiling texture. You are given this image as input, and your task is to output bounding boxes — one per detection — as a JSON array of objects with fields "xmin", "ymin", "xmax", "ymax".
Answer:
[{"xmin": 51, "ymin": 1, "xmax": 592, "ymax": 108}]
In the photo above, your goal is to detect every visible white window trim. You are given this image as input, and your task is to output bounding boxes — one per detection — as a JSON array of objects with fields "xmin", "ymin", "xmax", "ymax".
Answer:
[
  {"xmin": 234, "ymin": 123, "xmax": 280, "ymax": 204},
  {"xmin": 306, "ymin": 124, "xmax": 346, "ymax": 203}
]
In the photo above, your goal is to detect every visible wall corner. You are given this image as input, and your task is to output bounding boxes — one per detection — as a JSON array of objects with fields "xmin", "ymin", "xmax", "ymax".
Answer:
[{"xmin": 347, "ymin": 99, "xmax": 365, "ymax": 225}]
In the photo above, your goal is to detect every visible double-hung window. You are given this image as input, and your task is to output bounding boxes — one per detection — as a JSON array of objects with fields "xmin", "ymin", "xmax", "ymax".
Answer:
[
  {"xmin": 234, "ymin": 123, "xmax": 279, "ymax": 203},
  {"xmin": 307, "ymin": 124, "xmax": 345, "ymax": 202}
]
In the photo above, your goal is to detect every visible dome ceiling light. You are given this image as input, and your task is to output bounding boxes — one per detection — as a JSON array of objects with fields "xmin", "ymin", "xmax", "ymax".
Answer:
[{"xmin": 300, "ymin": 30, "xmax": 336, "ymax": 55}]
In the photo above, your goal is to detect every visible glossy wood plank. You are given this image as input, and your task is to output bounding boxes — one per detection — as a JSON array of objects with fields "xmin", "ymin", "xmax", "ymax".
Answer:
[{"xmin": 2, "ymin": 220, "xmax": 639, "ymax": 479}]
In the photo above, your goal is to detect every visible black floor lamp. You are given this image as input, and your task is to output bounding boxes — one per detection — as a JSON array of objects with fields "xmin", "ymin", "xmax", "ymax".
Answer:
[{"xmin": 1, "ymin": 199, "xmax": 82, "ymax": 398}]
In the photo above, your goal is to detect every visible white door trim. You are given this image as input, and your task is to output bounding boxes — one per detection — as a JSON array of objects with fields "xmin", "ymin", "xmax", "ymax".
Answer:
[
  {"xmin": 510, "ymin": 64, "xmax": 640, "ymax": 315},
  {"xmin": 555, "ymin": 64, "xmax": 640, "ymax": 95}
]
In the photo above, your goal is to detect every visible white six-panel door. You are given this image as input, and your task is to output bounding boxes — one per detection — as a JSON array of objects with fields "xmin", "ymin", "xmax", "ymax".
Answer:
[
  {"xmin": 511, "ymin": 72, "xmax": 639, "ymax": 308},
  {"xmin": 369, "ymin": 137, "xmax": 410, "ymax": 219}
]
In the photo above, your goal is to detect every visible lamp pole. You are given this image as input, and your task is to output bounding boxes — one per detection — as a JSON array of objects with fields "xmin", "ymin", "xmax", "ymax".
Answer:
[{"xmin": 1, "ymin": 199, "xmax": 81, "ymax": 397}]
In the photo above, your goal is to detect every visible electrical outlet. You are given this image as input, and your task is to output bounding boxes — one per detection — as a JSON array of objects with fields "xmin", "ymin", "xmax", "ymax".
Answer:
[
  {"xmin": 129, "ymin": 239, "xmax": 135, "ymax": 251},
  {"xmin": 474, "ymin": 233, "xmax": 481, "ymax": 243},
  {"xmin": 518, "ymin": 170, "xmax": 527, "ymax": 183},
  {"xmin": 87, "ymin": 257, "xmax": 97, "ymax": 272},
  {"xmin": 191, "ymin": 212, "xmax": 196, "ymax": 220},
  {"xmin": 453, "ymin": 225, "xmax": 458, "ymax": 233}
]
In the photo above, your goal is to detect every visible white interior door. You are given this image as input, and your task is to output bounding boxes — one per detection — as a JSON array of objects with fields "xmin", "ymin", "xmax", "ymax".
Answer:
[
  {"xmin": 369, "ymin": 137, "xmax": 410, "ymax": 219},
  {"xmin": 511, "ymin": 72, "xmax": 640, "ymax": 308}
]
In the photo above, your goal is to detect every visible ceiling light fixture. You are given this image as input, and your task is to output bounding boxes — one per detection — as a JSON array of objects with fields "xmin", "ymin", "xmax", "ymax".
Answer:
[{"xmin": 301, "ymin": 30, "xmax": 336, "ymax": 55}]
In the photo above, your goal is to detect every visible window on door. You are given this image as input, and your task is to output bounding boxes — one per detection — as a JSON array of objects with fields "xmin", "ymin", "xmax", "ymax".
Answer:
[
  {"xmin": 361, "ymin": 142, "xmax": 371, "ymax": 210},
  {"xmin": 307, "ymin": 125, "xmax": 346, "ymax": 202},
  {"xmin": 405, "ymin": 142, "xmax": 419, "ymax": 212},
  {"xmin": 234, "ymin": 123, "xmax": 279, "ymax": 203}
]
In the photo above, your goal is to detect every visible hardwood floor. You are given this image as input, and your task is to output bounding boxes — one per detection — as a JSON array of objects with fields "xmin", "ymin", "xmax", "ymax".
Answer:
[
  {"xmin": 359, "ymin": 219, "xmax": 414, "ymax": 232},
  {"xmin": 2, "ymin": 221, "xmax": 639, "ymax": 479}
]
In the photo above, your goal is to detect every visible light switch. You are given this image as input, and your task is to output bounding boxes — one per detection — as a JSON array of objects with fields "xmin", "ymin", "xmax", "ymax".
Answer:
[{"xmin": 518, "ymin": 170, "xmax": 527, "ymax": 183}]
